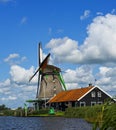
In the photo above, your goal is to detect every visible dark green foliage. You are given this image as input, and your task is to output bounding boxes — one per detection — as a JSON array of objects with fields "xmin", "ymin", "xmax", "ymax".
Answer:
[
  {"xmin": 92, "ymin": 103, "xmax": 116, "ymax": 130},
  {"xmin": 100, "ymin": 104, "xmax": 116, "ymax": 130},
  {"xmin": 0, "ymin": 104, "xmax": 14, "ymax": 116},
  {"xmin": 85, "ymin": 105, "xmax": 103, "ymax": 122},
  {"xmin": 0, "ymin": 104, "xmax": 11, "ymax": 111},
  {"xmin": 2, "ymin": 110, "xmax": 14, "ymax": 116},
  {"xmin": 64, "ymin": 103, "xmax": 116, "ymax": 130},
  {"xmin": 31, "ymin": 109, "xmax": 49, "ymax": 115},
  {"xmin": 65, "ymin": 107, "xmax": 87, "ymax": 118}
]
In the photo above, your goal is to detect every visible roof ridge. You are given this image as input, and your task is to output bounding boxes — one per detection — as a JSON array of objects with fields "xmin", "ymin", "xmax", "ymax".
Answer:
[{"xmin": 66, "ymin": 86, "xmax": 94, "ymax": 91}]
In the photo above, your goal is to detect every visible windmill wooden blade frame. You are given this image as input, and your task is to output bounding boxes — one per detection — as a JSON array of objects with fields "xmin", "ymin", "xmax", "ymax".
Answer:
[
  {"xmin": 29, "ymin": 53, "xmax": 50, "ymax": 82},
  {"xmin": 38, "ymin": 42, "xmax": 43, "ymax": 65}
]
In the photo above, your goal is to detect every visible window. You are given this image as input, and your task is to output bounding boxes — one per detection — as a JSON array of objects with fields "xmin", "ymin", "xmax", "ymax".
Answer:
[
  {"xmin": 80, "ymin": 102, "xmax": 86, "ymax": 107},
  {"xmin": 67, "ymin": 102, "xmax": 72, "ymax": 107},
  {"xmin": 97, "ymin": 101, "xmax": 102, "ymax": 105},
  {"xmin": 91, "ymin": 102, "xmax": 96, "ymax": 106},
  {"xmin": 75, "ymin": 102, "xmax": 78, "ymax": 107},
  {"xmin": 91, "ymin": 91, "xmax": 96, "ymax": 97},
  {"xmin": 97, "ymin": 91, "xmax": 101, "ymax": 97}
]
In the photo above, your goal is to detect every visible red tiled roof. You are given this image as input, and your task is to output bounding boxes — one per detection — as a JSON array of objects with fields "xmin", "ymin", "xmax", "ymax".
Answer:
[{"xmin": 48, "ymin": 86, "xmax": 94, "ymax": 103}]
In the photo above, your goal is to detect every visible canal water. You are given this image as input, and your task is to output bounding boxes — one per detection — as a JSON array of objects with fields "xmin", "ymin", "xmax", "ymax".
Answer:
[{"xmin": 0, "ymin": 116, "xmax": 92, "ymax": 130}]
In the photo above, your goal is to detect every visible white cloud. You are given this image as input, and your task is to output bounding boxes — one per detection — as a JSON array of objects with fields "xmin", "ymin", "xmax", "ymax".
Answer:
[
  {"xmin": 23, "ymin": 85, "xmax": 37, "ymax": 92},
  {"xmin": 47, "ymin": 14, "xmax": 116, "ymax": 65},
  {"xmin": 80, "ymin": 10, "xmax": 91, "ymax": 20},
  {"xmin": 0, "ymin": 87, "xmax": 10, "ymax": 94},
  {"xmin": 4, "ymin": 53, "xmax": 27, "ymax": 65},
  {"xmin": 99, "ymin": 67, "xmax": 111, "ymax": 76},
  {"xmin": 0, "ymin": 79, "xmax": 11, "ymax": 86},
  {"xmin": 63, "ymin": 65, "xmax": 116, "ymax": 96},
  {"xmin": 21, "ymin": 56, "xmax": 27, "ymax": 62},
  {"xmin": 9, "ymin": 95, "xmax": 17, "ymax": 100},
  {"xmin": 10, "ymin": 65, "xmax": 36, "ymax": 83},
  {"xmin": 4, "ymin": 53, "xmax": 19, "ymax": 62},
  {"xmin": 56, "ymin": 29, "xmax": 64, "ymax": 34},
  {"xmin": 46, "ymin": 37, "xmax": 82, "ymax": 64},
  {"xmin": 96, "ymin": 12, "xmax": 103, "ymax": 16},
  {"xmin": 111, "ymin": 9, "xmax": 116, "ymax": 14},
  {"xmin": 81, "ymin": 14, "xmax": 116, "ymax": 63},
  {"xmin": 95, "ymin": 66, "xmax": 116, "ymax": 93},
  {"xmin": 0, "ymin": 65, "xmax": 37, "ymax": 108},
  {"xmin": 20, "ymin": 17, "xmax": 27, "ymax": 24},
  {"xmin": 63, "ymin": 65, "xmax": 94, "ymax": 87},
  {"xmin": 64, "ymin": 69, "xmax": 77, "ymax": 83},
  {"xmin": 0, "ymin": 79, "xmax": 11, "ymax": 95},
  {"xmin": 66, "ymin": 83, "xmax": 78, "ymax": 90},
  {"xmin": 48, "ymin": 27, "xmax": 63, "ymax": 35}
]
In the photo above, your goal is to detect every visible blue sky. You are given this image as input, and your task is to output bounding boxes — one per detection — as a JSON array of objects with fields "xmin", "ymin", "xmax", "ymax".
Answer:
[{"xmin": 0, "ymin": 0, "xmax": 116, "ymax": 108}]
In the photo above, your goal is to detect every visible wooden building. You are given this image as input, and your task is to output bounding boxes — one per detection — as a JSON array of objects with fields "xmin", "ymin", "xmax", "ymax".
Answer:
[{"xmin": 48, "ymin": 84, "xmax": 115, "ymax": 111}]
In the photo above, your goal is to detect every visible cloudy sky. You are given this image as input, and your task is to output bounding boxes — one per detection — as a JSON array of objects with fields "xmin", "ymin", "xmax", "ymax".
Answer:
[{"xmin": 0, "ymin": 0, "xmax": 116, "ymax": 108}]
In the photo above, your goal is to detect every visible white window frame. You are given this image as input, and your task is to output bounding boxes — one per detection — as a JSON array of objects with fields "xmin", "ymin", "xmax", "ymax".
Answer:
[
  {"xmin": 80, "ymin": 102, "xmax": 86, "ymax": 107},
  {"xmin": 97, "ymin": 101, "xmax": 102, "ymax": 105},
  {"xmin": 91, "ymin": 91, "xmax": 96, "ymax": 97},
  {"xmin": 91, "ymin": 102, "xmax": 96, "ymax": 106},
  {"xmin": 97, "ymin": 91, "xmax": 102, "ymax": 97}
]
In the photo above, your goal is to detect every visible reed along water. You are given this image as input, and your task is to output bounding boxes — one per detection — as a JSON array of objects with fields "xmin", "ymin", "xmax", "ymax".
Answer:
[{"xmin": 0, "ymin": 116, "xmax": 92, "ymax": 130}]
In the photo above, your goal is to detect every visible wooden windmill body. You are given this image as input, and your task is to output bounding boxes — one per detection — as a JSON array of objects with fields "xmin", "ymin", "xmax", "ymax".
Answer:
[
  {"xmin": 38, "ymin": 65, "xmax": 63, "ymax": 100},
  {"xmin": 29, "ymin": 43, "xmax": 66, "ymax": 108}
]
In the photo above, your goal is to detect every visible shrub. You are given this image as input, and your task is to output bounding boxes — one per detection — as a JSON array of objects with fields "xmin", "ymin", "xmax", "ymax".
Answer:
[{"xmin": 65, "ymin": 107, "xmax": 89, "ymax": 118}]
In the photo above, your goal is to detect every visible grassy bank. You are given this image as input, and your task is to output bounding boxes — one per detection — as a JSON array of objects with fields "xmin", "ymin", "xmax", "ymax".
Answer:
[
  {"xmin": 65, "ymin": 103, "xmax": 116, "ymax": 130},
  {"xmin": 28, "ymin": 109, "xmax": 64, "ymax": 117}
]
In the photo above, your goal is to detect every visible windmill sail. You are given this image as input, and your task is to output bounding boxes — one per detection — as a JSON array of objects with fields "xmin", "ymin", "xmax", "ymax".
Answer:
[
  {"xmin": 36, "ymin": 74, "xmax": 42, "ymax": 98},
  {"xmin": 36, "ymin": 43, "xmax": 43, "ymax": 98},
  {"xmin": 38, "ymin": 43, "xmax": 43, "ymax": 65},
  {"xmin": 29, "ymin": 53, "xmax": 50, "ymax": 82}
]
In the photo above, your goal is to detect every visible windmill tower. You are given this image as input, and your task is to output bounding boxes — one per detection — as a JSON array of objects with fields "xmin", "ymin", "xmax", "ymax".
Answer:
[{"xmin": 29, "ymin": 43, "xmax": 66, "ymax": 108}]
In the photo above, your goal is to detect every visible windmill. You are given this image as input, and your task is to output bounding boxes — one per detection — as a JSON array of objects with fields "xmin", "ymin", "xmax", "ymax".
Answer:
[{"xmin": 29, "ymin": 43, "xmax": 66, "ymax": 108}]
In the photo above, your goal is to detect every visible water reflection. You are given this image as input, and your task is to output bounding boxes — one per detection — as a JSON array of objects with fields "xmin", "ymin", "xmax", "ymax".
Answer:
[{"xmin": 0, "ymin": 116, "xmax": 92, "ymax": 130}]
